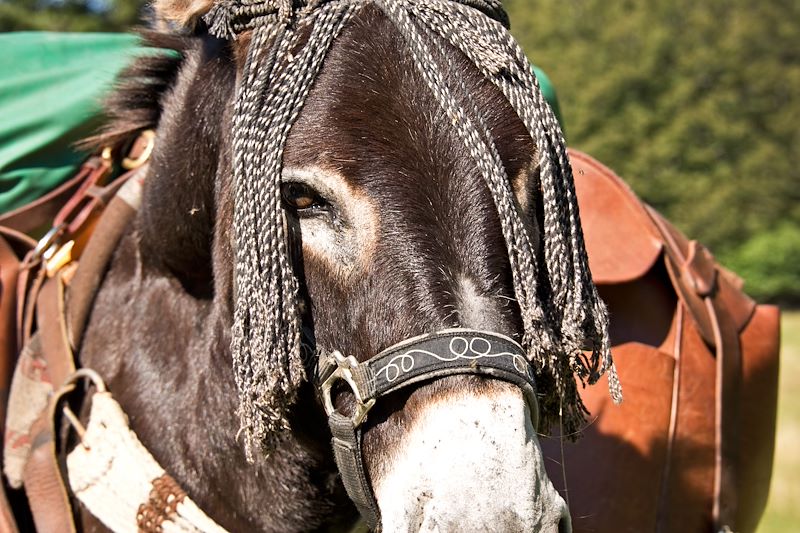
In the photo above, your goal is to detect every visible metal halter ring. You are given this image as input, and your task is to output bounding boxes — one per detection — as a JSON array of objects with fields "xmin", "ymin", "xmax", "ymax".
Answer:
[{"xmin": 320, "ymin": 351, "xmax": 375, "ymax": 427}]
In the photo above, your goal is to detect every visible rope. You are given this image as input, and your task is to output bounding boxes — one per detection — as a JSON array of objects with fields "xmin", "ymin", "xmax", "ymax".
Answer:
[{"xmin": 203, "ymin": 0, "xmax": 621, "ymax": 460}]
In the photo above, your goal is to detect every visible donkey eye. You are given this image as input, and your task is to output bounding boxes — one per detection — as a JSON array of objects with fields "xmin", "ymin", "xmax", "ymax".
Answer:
[{"xmin": 281, "ymin": 182, "xmax": 327, "ymax": 212}]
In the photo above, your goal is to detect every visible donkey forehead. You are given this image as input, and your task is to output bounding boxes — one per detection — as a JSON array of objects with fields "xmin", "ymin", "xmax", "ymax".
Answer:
[{"xmin": 281, "ymin": 7, "xmax": 535, "ymax": 199}]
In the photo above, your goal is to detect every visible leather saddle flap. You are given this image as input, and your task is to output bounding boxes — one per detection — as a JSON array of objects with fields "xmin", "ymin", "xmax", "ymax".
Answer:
[
  {"xmin": 570, "ymin": 150, "xmax": 663, "ymax": 284},
  {"xmin": 570, "ymin": 149, "xmax": 756, "ymax": 343}
]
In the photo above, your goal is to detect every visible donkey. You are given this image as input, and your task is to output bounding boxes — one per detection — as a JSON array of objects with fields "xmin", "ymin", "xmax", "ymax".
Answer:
[{"xmin": 66, "ymin": 0, "xmax": 616, "ymax": 530}]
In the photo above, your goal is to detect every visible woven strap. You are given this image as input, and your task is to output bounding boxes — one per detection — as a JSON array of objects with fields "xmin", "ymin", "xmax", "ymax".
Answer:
[
  {"xmin": 64, "ymin": 390, "xmax": 228, "ymax": 533},
  {"xmin": 329, "ymin": 412, "xmax": 381, "ymax": 529}
]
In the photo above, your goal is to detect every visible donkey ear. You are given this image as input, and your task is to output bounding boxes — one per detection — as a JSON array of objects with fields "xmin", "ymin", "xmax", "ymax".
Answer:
[{"xmin": 153, "ymin": 0, "xmax": 216, "ymax": 28}]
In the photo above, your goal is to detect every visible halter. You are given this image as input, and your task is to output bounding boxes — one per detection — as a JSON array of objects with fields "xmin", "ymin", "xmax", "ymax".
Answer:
[{"xmin": 316, "ymin": 329, "xmax": 538, "ymax": 528}]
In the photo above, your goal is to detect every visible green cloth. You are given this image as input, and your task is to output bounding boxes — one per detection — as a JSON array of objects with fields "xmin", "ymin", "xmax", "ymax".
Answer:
[
  {"xmin": 532, "ymin": 65, "xmax": 564, "ymax": 136},
  {"xmin": 0, "ymin": 32, "xmax": 141, "ymax": 213},
  {"xmin": 0, "ymin": 32, "xmax": 564, "ymax": 215}
]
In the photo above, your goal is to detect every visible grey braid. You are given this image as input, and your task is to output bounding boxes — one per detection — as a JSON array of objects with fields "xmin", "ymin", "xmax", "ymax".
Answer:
[{"xmin": 204, "ymin": 0, "xmax": 621, "ymax": 458}]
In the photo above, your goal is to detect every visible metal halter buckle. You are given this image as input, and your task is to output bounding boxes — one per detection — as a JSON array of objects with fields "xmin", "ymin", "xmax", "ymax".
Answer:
[{"xmin": 320, "ymin": 351, "xmax": 375, "ymax": 427}]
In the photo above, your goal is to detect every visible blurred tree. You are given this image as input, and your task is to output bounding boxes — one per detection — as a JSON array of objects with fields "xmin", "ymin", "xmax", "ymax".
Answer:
[
  {"xmin": 506, "ymin": 0, "xmax": 800, "ymax": 303},
  {"xmin": 1, "ymin": 0, "xmax": 797, "ymax": 302},
  {"xmin": 0, "ymin": 0, "xmax": 149, "ymax": 32}
]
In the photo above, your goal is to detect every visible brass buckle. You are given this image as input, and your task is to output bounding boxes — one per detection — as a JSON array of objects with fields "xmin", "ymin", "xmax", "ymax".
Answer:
[
  {"xmin": 122, "ymin": 129, "xmax": 156, "ymax": 170},
  {"xmin": 321, "ymin": 351, "xmax": 375, "ymax": 427},
  {"xmin": 31, "ymin": 224, "xmax": 76, "ymax": 277},
  {"xmin": 45, "ymin": 240, "xmax": 74, "ymax": 277}
]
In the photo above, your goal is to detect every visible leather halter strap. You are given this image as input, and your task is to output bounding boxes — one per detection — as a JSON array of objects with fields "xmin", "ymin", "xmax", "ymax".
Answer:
[{"xmin": 317, "ymin": 329, "xmax": 538, "ymax": 530}]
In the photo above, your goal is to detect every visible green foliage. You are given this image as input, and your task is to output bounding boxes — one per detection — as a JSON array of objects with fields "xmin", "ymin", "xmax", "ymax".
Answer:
[
  {"xmin": 0, "ymin": 0, "xmax": 148, "ymax": 32},
  {"xmin": 725, "ymin": 223, "xmax": 800, "ymax": 303},
  {"xmin": 1, "ymin": 0, "xmax": 797, "ymax": 301},
  {"xmin": 757, "ymin": 311, "xmax": 800, "ymax": 530},
  {"xmin": 506, "ymin": 0, "xmax": 800, "ymax": 303}
]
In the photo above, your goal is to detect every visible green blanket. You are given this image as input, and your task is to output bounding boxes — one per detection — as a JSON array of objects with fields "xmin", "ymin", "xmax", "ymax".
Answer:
[
  {"xmin": 0, "ymin": 32, "xmax": 563, "ymax": 215},
  {"xmin": 0, "ymin": 32, "xmax": 141, "ymax": 213}
]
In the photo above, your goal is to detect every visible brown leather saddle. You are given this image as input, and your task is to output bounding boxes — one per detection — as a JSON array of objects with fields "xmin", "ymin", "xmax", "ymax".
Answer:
[{"xmin": 540, "ymin": 150, "xmax": 780, "ymax": 533}]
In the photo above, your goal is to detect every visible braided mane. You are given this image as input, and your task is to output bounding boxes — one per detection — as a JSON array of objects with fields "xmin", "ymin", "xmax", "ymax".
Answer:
[{"xmin": 198, "ymin": 0, "xmax": 621, "ymax": 460}]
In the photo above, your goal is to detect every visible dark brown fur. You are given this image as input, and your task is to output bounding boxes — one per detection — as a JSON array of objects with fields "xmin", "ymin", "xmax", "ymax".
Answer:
[{"xmin": 79, "ymin": 7, "xmax": 538, "ymax": 531}]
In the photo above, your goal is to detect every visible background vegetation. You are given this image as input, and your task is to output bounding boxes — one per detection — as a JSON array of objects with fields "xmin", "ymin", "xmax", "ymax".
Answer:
[
  {"xmin": 758, "ymin": 311, "xmax": 800, "ymax": 532},
  {"xmin": 0, "ymin": 0, "xmax": 146, "ymax": 31},
  {"xmin": 3, "ymin": 0, "xmax": 798, "ymax": 303},
  {"xmin": 504, "ymin": 0, "xmax": 800, "ymax": 305}
]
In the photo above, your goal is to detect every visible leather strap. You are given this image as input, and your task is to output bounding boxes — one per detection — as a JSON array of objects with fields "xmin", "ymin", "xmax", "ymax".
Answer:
[
  {"xmin": 329, "ymin": 412, "xmax": 381, "ymax": 530},
  {"xmin": 0, "ymin": 235, "xmax": 22, "ymax": 411},
  {"xmin": 6, "ymin": 153, "xmax": 147, "ymax": 532},
  {"xmin": 708, "ymin": 294, "xmax": 741, "ymax": 531},
  {"xmin": 357, "ymin": 329, "xmax": 538, "ymax": 416},
  {"xmin": 0, "ymin": 487, "xmax": 18, "ymax": 533},
  {"xmin": 52, "ymin": 157, "xmax": 113, "ymax": 237},
  {"xmin": 24, "ymin": 402, "xmax": 76, "ymax": 533},
  {"xmin": 645, "ymin": 210, "xmax": 741, "ymax": 531},
  {"xmin": 65, "ymin": 187, "xmax": 141, "ymax": 351},
  {"xmin": 17, "ymin": 258, "xmax": 45, "ymax": 352},
  {"xmin": 655, "ymin": 305, "xmax": 684, "ymax": 533},
  {"xmin": 21, "ymin": 273, "xmax": 78, "ymax": 529},
  {"xmin": 9, "ymin": 156, "xmax": 115, "ymax": 354},
  {"xmin": 37, "ymin": 273, "xmax": 76, "ymax": 388},
  {"xmin": 17, "ymin": 172, "xmax": 145, "ymax": 532},
  {"xmin": 0, "ymin": 158, "xmax": 108, "ymax": 236},
  {"xmin": 0, "ymin": 234, "xmax": 24, "ymax": 533}
]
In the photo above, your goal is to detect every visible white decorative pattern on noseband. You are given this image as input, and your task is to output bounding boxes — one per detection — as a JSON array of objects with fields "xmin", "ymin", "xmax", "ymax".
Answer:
[{"xmin": 376, "ymin": 336, "xmax": 531, "ymax": 382}]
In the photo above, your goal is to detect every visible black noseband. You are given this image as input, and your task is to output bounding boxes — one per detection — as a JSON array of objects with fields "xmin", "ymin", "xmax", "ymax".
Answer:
[{"xmin": 317, "ymin": 328, "xmax": 537, "ymax": 530}]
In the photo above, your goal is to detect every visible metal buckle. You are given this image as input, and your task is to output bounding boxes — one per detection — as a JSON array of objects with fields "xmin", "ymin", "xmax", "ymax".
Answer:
[
  {"xmin": 31, "ymin": 224, "xmax": 77, "ymax": 277},
  {"xmin": 32, "ymin": 224, "xmax": 65, "ymax": 261},
  {"xmin": 45, "ymin": 240, "xmax": 75, "ymax": 277},
  {"xmin": 122, "ymin": 129, "xmax": 156, "ymax": 170},
  {"xmin": 321, "ymin": 351, "xmax": 375, "ymax": 427}
]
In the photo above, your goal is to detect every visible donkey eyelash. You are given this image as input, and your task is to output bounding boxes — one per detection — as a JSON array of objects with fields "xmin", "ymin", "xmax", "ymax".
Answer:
[{"xmin": 281, "ymin": 181, "xmax": 331, "ymax": 214}]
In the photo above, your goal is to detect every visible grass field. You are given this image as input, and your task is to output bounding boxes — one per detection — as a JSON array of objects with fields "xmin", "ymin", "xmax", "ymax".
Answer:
[{"xmin": 757, "ymin": 310, "xmax": 800, "ymax": 532}]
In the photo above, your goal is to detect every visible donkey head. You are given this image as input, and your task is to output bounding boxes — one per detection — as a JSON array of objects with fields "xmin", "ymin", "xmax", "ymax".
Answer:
[
  {"xmin": 272, "ymin": 8, "xmax": 570, "ymax": 531},
  {"xmin": 100, "ymin": 0, "xmax": 621, "ymax": 530}
]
